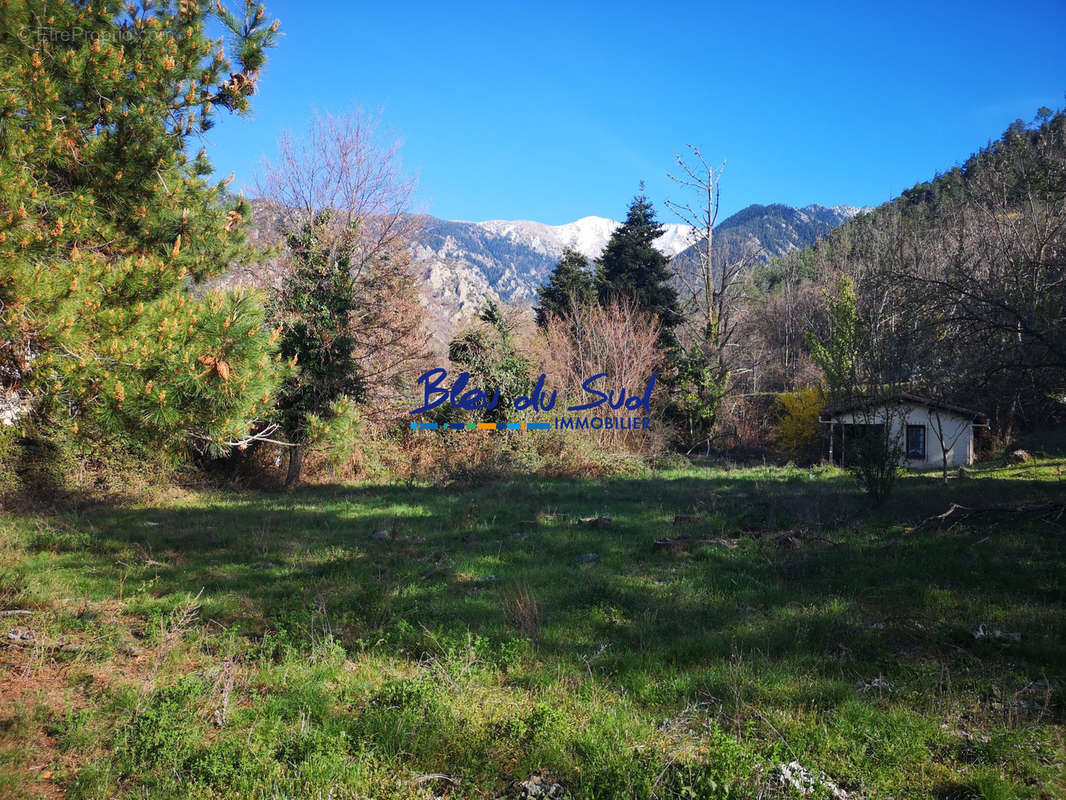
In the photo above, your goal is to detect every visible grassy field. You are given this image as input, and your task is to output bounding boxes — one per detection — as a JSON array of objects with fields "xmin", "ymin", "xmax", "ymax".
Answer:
[{"xmin": 0, "ymin": 458, "xmax": 1064, "ymax": 799}]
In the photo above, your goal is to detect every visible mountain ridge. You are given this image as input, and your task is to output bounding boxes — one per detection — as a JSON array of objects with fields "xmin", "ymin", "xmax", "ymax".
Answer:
[{"xmin": 240, "ymin": 201, "xmax": 863, "ymax": 345}]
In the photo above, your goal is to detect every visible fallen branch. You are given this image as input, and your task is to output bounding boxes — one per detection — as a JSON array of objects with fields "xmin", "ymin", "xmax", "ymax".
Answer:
[
  {"xmin": 5, "ymin": 638, "xmax": 87, "ymax": 652},
  {"xmin": 579, "ymin": 515, "xmax": 612, "ymax": 528},
  {"xmin": 653, "ymin": 536, "xmax": 740, "ymax": 552},
  {"xmin": 772, "ymin": 531, "xmax": 837, "ymax": 549},
  {"xmin": 914, "ymin": 502, "xmax": 1066, "ymax": 532},
  {"xmin": 188, "ymin": 422, "xmax": 293, "ymax": 450}
]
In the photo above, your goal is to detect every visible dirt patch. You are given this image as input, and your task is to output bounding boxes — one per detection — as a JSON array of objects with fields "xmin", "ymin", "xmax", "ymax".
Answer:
[
  {"xmin": 0, "ymin": 646, "xmax": 77, "ymax": 799},
  {"xmin": 0, "ymin": 601, "xmax": 155, "ymax": 800}
]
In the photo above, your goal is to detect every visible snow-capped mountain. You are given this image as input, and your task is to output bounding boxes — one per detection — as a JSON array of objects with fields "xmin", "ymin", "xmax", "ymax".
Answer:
[
  {"xmin": 475, "ymin": 216, "xmax": 695, "ymax": 262},
  {"xmin": 237, "ymin": 201, "xmax": 863, "ymax": 346},
  {"xmin": 412, "ymin": 215, "xmax": 697, "ymax": 343},
  {"xmin": 673, "ymin": 203, "xmax": 867, "ymax": 270},
  {"xmin": 413, "ymin": 204, "xmax": 862, "ymax": 343}
]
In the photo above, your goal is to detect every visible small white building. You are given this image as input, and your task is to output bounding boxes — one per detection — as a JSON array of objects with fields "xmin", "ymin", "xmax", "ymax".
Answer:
[{"xmin": 818, "ymin": 393, "xmax": 987, "ymax": 468}]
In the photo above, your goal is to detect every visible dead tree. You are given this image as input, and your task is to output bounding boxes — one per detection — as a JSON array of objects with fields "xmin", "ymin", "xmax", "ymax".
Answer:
[{"xmin": 665, "ymin": 147, "xmax": 759, "ymax": 453}]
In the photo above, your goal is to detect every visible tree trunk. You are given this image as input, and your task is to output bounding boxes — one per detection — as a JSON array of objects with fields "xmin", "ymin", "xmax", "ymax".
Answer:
[{"xmin": 285, "ymin": 444, "xmax": 305, "ymax": 488}]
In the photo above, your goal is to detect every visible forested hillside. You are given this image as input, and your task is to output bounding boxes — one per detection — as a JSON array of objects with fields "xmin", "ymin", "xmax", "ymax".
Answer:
[
  {"xmin": 738, "ymin": 108, "xmax": 1066, "ymax": 435},
  {"xmin": 674, "ymin": 202, "xmax": 862, "ymax": 271},
  {"xmin": 1, "ymin": 4, "xmax": 1064, "ymax": 799}
]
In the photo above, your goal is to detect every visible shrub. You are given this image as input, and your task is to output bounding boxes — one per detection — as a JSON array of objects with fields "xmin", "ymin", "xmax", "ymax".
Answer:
[
  {"xmin": 849, "ymin": 420, "xmax": 903, "ymax": 505},
  {"xmin": 536, "ymin": 300, "xmax": 666, "ymax": 455},
  {"xmin": 775, "ymin": 386, "xmax": 825, "ymax": 463},
  {"xmin": 185, "ymin": 740, "xmax": 263, "ymax": 790},
  {"xmin": 118, "ymin": 676, "xmax": 204, "ymax": 776}
]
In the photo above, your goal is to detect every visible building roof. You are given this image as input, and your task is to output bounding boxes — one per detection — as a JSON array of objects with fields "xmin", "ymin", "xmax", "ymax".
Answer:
[{"xmin": 820, "ymin": 392, "xmax": 988, "ymax": 424}]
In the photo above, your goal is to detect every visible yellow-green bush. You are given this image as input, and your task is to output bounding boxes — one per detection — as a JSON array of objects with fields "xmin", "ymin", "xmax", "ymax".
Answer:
[{"xmin": 775, "ymin": 386, "xmax": 825, "ymax": 463}]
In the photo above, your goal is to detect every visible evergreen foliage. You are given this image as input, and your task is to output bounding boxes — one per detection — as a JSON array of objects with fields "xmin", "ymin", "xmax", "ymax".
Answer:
[
  {"xmin": 448, "ymin": 301, "xmax": 532, "ymax": 422},
  {"xmin": 0, "ymin": 0, "xmax": 285, "ymax": 456},
  {"xmin": 671, "ymin": 343, "xmax": 730, "ymax": 450},
  {"xmin": 272, "ymin": 212, "xmax": 365, "ymax": 445},
  {"xmin": 597, "ymin": 192, "xmax": 682, "ymax": 349},
  {"xmin": 533, "ymin": 247, "xmax": 595, "ymax": 328}
]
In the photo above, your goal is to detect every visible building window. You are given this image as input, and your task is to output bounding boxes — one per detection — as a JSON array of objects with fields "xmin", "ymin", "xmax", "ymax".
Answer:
[{"xmin": 906, "ymin": 424, "xmax": 926, "ymax": 459}]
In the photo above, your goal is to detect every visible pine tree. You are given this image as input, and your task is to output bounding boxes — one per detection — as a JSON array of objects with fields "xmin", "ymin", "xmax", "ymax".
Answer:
[
  {"xmin": 597, "ymin": 191, "xmax": 682, "ymax": 349},
  {"xmin": 273, "ymin": 212, "xmax": 366, "ymax": 486},
  {"xmin": 534, "ymin": 247, "xmax": 595, "ymax": 328},
  {"xmin": 0, "ymin": 1, "xmax": 287, "ymax": 457}
]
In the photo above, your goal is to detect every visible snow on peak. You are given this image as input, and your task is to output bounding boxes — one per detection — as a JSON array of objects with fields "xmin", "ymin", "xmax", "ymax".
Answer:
[{"xmin": 473, "ymin": 216, "xmax": 695, "ymax": 261}]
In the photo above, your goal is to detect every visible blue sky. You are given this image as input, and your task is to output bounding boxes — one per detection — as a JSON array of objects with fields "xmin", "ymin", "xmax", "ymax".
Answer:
[{"xmin": 206, "ymin": 0, "xmax": 1066, "ymax": 225}]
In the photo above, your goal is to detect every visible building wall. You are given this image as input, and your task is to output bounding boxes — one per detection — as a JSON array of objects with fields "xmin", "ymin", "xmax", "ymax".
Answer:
[{"xmin": 831, "ymin": 403, "xmax": 974, "ymax": 468}]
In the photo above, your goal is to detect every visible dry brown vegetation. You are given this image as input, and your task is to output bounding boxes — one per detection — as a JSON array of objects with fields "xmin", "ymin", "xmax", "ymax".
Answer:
[{"xmin": 534, "ymin": 300, "xmax": 665, "ymax": 454}]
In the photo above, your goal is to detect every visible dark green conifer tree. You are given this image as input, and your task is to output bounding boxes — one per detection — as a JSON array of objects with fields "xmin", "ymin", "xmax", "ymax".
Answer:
[
  {"xmin": 534, "ymin": 247, "xmax": 595, "ymax": 328},
  {"xmin": 597, "ymin": 190, "xmax": 682, "ymax": 349},
  {"xmin": 0, "ymin": 0, "xmax": 286, "ymax": 457},
  {"xmin": 272, "ymin": 212, "xmax": 366, "ymax": 485}
]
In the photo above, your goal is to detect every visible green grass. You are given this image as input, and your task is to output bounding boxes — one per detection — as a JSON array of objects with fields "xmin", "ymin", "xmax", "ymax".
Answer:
[{"xmin": 0, "ymin": 459, "xmax": 1064, "ymax": 799}]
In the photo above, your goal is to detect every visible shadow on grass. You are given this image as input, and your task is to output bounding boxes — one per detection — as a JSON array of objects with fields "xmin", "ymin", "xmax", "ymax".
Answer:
[{"xmin": 26, "ymin": 465, "xmax": 1066, "ymax": 717}]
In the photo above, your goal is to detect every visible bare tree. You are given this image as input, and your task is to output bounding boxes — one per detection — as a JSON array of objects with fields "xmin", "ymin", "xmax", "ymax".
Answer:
[
  {"xmin": 880, "ymin": 111, "xmax": 1066, "ymax": 434},
  {"xmin": 739, "ymin": 280, "xmax": 824, "ymax": 392},
  {"xmin": 928, "ymin": 408, "xmax": 970, "ymax": 483},
  {"xmin": 665, "ymin": 147, "xmax": 760, "ymax": 453},
  {"xmin": 258, "ymin": 110, "xmax": 417, "ymax": 260}
]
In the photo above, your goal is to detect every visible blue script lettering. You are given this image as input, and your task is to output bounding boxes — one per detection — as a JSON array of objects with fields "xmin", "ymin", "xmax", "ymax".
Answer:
[
  {"xmin": 514, "ymin": 373, "xmax": 557, "ymax": 412},
  {"xmin": 410, "ymin": 369, "xmax": 500, "ymax": 413},
  {"xmin": 567, "ymin": 373, "xmax": 658, "ymax": 413}
]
